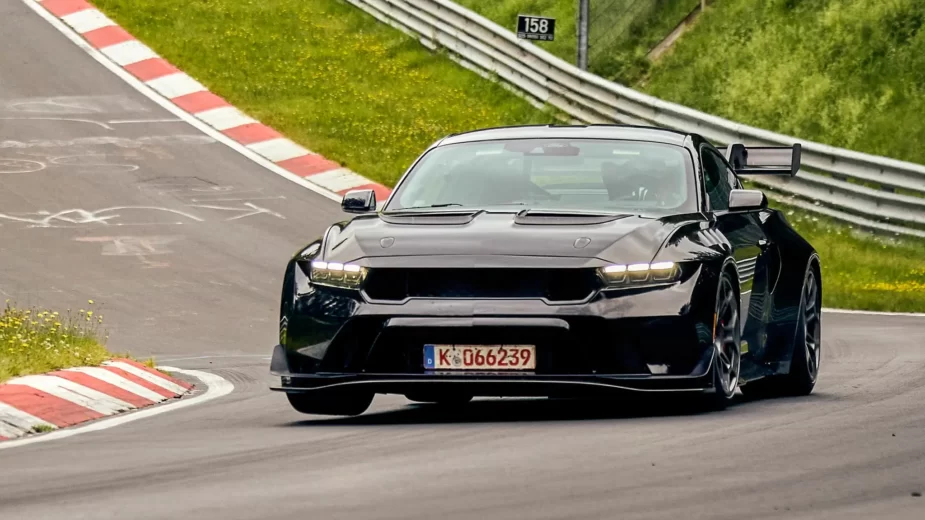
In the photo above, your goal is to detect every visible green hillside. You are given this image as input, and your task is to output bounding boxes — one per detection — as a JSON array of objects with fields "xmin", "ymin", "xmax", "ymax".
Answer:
[
  {"xmin": 462, "ymin": 0, "xmax": 925, "ymax": 165},
  {"xmin": 645, "ymin": 0, "xmax": 925, "ymax": 165}
]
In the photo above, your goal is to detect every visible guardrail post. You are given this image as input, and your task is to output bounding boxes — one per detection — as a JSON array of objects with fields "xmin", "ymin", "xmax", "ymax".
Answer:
[{"xmin": 577, "ymin": 0, "xmax": 589, "ymax": 70}]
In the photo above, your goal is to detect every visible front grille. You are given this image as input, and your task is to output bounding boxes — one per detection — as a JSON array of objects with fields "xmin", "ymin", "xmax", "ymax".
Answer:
[{"xmin": 362, "ymin": 268, "xmax": 601, "ymax": 302}]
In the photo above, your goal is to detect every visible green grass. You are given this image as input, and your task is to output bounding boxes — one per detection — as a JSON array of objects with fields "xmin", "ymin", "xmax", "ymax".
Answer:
[
  {"xmin": 93, "ymin": 0, "xmax": 559, "ymax": 187},
  {"xmin": 0, "ymin": 301, "xmax": 111, "ymax": 383},
  {"xmin": 455, "ymin": 0, "xmax": 700, "ymax": 83},
  {"xmin": 89, "ymin": 0, "xmax": 925, "ymax": 312},
  {"xmin": 644, "ymin": 0, "xmax": 925, "ymax": 165}
]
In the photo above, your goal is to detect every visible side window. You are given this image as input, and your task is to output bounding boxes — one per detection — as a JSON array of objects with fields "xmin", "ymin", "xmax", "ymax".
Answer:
[{"xmin": 701, "ymin": 148, "xmax": 732, "ymax": 211}]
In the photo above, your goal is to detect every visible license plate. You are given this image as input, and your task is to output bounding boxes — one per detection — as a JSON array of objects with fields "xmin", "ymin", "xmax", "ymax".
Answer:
[{"xmin": 423, "ymin": 344, "xmax": 536, "ymax": 370}]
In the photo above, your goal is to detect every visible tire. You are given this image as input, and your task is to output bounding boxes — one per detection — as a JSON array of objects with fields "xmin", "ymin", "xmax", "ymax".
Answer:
[
  {"xmin": 286, "ymin": 390, "xmax": 373, "ymax": 416},
  {"xmin": 742, "ymin": 264, "xmax": 820, "ymax": 398},
  {"xmin": 405, "ymin": 392, "xmax": 473, "ymax": 406},
  {"xmin": 701, "ymin": 270, "xmax": 742, "ymax": 410}
]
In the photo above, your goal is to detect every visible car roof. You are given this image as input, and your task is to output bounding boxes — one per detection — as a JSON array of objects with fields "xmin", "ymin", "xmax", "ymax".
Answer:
[{"xmin": 436, "ymin": 124, "xmax": 692, "ymax": 147}]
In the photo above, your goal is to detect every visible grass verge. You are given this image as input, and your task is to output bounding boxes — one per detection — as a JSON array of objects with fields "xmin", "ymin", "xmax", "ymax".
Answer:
[
  {"xmin": 90, "ymin": 0, "xmax": 925, "ymax": 312},
  {"xmin": 0, "ymin": 301, "xmax": 111, "ymax": 384},
  {"xmin": 93, "ymin": 0, "xmax": 559, "ymax": 187},
  {"xmin": 769, "ymin": 201, "xmax": 925, "ymax": 313}
]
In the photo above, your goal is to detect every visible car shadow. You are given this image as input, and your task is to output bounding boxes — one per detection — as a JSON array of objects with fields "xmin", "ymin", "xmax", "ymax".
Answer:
[
  {"xmin": 283, "ymin": 394, "xmax": 743, "ymax": 427},
  {"xmin": 279, "ymin": 388, "xmax": 831, "ymax": 427}
]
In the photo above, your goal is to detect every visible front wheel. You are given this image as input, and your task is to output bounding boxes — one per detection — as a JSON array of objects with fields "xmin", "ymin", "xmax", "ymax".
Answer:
[
  {"xmin": 702, "ymin": 271, "xmax": 741, "ymax": 410},
  {"xmin": 286, "ymin": 390, "xmax": 373, "ymax": 416}
]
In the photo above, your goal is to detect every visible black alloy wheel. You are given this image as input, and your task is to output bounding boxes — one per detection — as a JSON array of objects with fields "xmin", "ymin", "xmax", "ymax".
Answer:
[
  {"xmin": 706, "ymin": 272, "xmax": 741, "ymax": 409},
  {"xmin": 784, "ymin": 266, "xmax": 822, "ymax": 395}
]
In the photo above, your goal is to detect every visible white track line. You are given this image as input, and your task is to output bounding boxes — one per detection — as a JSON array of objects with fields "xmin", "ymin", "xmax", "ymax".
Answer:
[
  {"xmin": 0, "ymin": 368, "xmax": 233, "ymax": 450},
  {"xmin": 22, "ymin": 0, "xmax": 340, "ymax": 203},
  {"xmin": 103, "ymin": 361, "xmax": 188, "ymax": 394},
  {"xmin": 822, "ymin": 308, "xmax": 925, "ymax": 318}
]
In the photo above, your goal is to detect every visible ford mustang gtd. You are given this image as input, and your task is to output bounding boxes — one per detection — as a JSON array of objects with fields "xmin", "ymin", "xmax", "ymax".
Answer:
[{"xmin": 270, "ymin": 125, "xmax": 822, "ymax": 415}]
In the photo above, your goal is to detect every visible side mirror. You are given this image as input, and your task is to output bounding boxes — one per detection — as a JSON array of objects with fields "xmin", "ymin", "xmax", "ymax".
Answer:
[
  {"xmin": 341, "ymin": 189, "xmax": 376, "ymax": 213},
  {"xmin": 728, "ymin": 189, "xmax": 767, "ymax": 212}
]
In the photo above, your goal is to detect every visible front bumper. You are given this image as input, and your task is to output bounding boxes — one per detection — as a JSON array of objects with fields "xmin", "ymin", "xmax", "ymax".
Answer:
[
  {"xmin": 270, "ymin": 344, "xmax": 717, "ymax": 396},
  {"xmin": 272, "ymin": 266, "xmax": 721, "ymax": 396}
]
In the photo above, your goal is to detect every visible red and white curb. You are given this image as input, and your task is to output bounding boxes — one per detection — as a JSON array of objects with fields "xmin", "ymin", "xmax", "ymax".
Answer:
[
  {"xmin": 30, "ymin": 0, "xmax": 392, "ymax": 204},
  {"xmin": 0, "ymin": 359, "xmax": 193, "ymax": 441}
]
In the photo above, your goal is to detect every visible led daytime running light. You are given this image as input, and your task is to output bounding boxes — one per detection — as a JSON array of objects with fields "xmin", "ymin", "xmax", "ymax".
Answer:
[
  {"xmin": 310, "ymin": 260, "xmax": 366, "ymax": 288},
  {"xmin": 598, "ymin": 262, "xmax": 679, "ymax": 285}
]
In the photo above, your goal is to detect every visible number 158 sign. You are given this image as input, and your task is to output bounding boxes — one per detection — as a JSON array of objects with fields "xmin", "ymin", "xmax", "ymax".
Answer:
[{"xmin": 517, "ymin": 15, "xmax": 555, "ymax": 41}]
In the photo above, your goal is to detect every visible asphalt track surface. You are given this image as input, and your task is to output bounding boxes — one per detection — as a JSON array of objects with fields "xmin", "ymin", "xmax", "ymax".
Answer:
[{"xmin": 1, "ymin": 2, "xmax": 924, "ymax": 518}]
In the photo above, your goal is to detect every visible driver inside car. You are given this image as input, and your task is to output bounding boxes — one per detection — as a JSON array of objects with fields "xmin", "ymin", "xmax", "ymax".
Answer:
[{"xmin": 600, "ymin": 159, "xmax": 682, "ymax": 207}]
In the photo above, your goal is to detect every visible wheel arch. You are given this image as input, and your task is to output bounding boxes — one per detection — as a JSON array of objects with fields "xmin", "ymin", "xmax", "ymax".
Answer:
[
  {"xmin": 777, "ymin": 252, "xmax": 822, "ymax": 371},
  {"xmin": 721, "ymin": 257, "xmax": 741, "ymax": 295},
  {"xmin": 809, "ymin": 252, "xmax": 822, "ymax": 304},
  {"xmin": 280, "ymin": 238, "xmax": 324, "ymax": 346}
]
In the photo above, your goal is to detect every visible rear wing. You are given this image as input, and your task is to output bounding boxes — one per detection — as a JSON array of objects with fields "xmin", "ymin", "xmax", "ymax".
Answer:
[{"xmin": 724, "ymin": 143, "xmax": 801, "ymax": 177}]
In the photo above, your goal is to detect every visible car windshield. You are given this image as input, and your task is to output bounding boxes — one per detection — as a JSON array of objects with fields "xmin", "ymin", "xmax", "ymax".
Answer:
[{"xmin": 383, "ymin": 138, "xmax": 696, "ymax": 215}]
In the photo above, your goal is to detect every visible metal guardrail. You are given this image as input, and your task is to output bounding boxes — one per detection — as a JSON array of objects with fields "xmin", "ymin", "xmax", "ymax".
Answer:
[{"xmin": 346, "ymin": 0, "xmax": 925, "ymax": 237}]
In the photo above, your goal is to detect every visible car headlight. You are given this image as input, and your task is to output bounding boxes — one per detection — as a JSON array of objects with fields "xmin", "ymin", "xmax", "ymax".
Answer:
[
  {"xmin": 310, "ymin": 261, "xmax": 367, "ymax": 289},
  {"xmin": 598, "ymin": 261, "xmax": 681, "ymax": 286}
]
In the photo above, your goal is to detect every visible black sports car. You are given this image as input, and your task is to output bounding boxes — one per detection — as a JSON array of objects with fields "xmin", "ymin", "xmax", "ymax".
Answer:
[{"xmin": 270, "ymin": 125, "xmax": 821, "ymax": 415}]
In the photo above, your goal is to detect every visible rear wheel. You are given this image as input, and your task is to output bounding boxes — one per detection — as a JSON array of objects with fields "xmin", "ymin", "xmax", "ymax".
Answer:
[
  {"xmin": 703, "ymin": 272, "xmax": 741, "ymax": 410},
  {"xmin": 286, "ymin": 390, "xmax": 373, "ymax": 416},
  {"xmin": 742, "ymin": 265, "xmax": 821, "ymax": 398}
]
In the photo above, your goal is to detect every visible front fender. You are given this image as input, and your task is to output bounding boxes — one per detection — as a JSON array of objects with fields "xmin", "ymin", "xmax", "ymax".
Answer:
[{"xmin": 280, "ymin": 239, "xmax": 323, "ymax": 346}]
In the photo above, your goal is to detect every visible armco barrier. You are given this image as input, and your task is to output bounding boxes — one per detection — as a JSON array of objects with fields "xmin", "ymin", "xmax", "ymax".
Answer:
[{"xmin": 346, "ymin": 0, "xmax": 925, "ymax": 238}]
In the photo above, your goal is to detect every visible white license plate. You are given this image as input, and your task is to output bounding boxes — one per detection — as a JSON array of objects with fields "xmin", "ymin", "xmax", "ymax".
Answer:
[{"xmin": 423, "ymin": 344, "xmax": 536, "ymax": 370}]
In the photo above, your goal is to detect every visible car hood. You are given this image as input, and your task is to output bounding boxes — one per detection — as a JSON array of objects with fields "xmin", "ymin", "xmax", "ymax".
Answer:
[{"xmin": 319, "ymin": 211, "xmax": 691, "ymax": 268}]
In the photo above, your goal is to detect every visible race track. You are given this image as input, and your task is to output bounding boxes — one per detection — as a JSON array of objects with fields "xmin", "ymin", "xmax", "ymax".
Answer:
[{"xmin": 1, "ymin": 1, "xmax": 924, "ymax": 518}]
